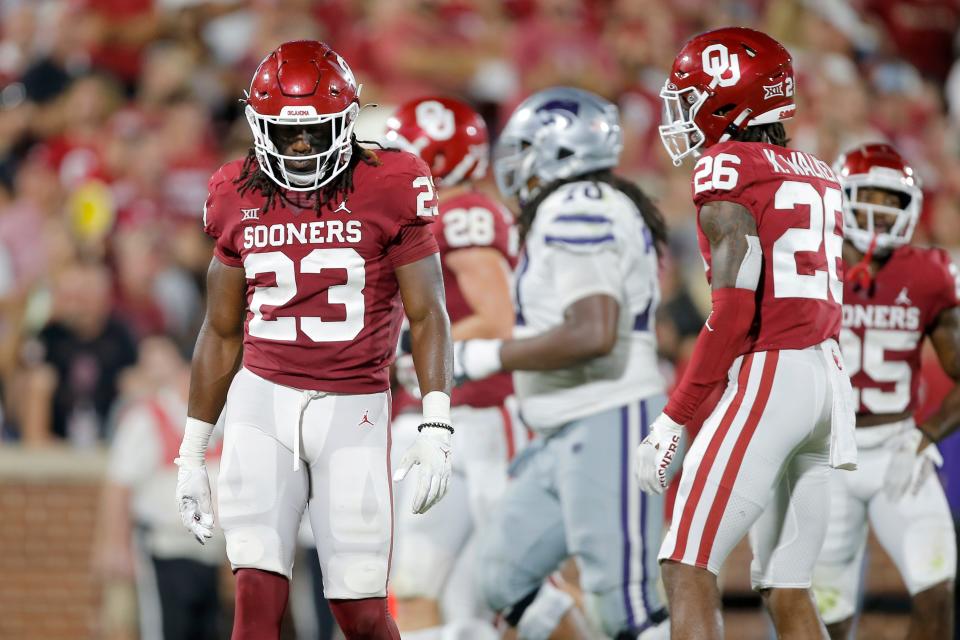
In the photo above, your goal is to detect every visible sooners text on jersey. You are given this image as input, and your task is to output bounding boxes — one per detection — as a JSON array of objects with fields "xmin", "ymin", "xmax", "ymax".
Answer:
[
  {"xmin": 435, "ymin": 189, "xmax": 517, "ymax": 408},
  {"xmin": 694, "ymin": 141, "xmax": 843, "ymax": 352},
  {"xmin": 203, "ymin": 149, "xmax": 440, "ymax": 393},
  {"xmin": 841, "ymin": 246, "xmax": 960, "ymax": 417}
]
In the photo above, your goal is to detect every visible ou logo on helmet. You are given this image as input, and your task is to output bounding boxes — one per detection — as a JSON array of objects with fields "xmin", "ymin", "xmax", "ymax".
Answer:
[{"xmin": 701, "ymin": 44, "xmax": 740, "ymax": 88}]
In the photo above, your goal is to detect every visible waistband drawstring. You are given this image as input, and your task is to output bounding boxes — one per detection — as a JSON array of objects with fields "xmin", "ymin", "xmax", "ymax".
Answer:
[{"xmin": 295, "ymin": 390, "xmax": 325, "ymax": 471}]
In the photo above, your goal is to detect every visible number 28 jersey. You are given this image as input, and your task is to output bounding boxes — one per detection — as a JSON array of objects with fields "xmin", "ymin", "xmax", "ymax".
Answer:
[
  {"xmin": 202, "ymin": 149, "xmax": 440, "ymax": 393},
  {"xmin": 434, "ymin": 190, "xmax": 517, "ymax": 408},
  {"xmin": 693, "ymin": 141, "xmax": 844, "ymax": 353},
  {"xmin": 841, "ymin": 246, "xmax": 960, "ymax": 417}
]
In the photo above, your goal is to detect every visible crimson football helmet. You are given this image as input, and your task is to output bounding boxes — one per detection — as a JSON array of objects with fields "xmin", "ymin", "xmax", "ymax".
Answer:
[
  {"xmin": 245, "ymin": 40, "xmax": 361, "ymax": 191},
  {"xmin": 834, "ymin": 142, "xmax": 922, "ymax": 254},
  {"xmin": 383, "ymin": 97, "xmax": 489, "ymax": 187},
  {"xmin": 660, "ymin": 27, "xmax": 796, "ymax": 165}
]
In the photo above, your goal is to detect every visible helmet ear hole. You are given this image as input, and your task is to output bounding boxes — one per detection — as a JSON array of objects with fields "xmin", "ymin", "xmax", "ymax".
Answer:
[
  {"xmin": 713, "ymin": 104, "xmax": 736, "ymax": 117},
  {"xmin": 557, "ymin": 147, "xmax": 575, "ymax": 159}
]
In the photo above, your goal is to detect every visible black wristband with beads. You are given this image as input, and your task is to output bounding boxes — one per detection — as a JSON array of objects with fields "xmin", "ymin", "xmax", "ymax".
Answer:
[{"xmin": 418, "ymin": 421, "xmax": 454, "ymax": 435}]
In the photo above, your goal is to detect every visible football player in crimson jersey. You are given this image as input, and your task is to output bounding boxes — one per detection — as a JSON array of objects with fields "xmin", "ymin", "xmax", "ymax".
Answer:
[
  {"xmin": 635, "ymin": 27, "xmax": 857, "ymax": 639},
  {"xmin": 382, "ymin": 97, "xmax": 522, "ymax": 639},
  {"xmin": 812, "ymin": 143, "xmax": 960, "ymax": 640},
  {"xmin": 172, "ymin": 41, "xmax": 454, "ymax": 640}
]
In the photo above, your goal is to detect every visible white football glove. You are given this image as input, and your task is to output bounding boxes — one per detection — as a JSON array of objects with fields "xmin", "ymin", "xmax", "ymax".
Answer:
[
  {"xmin": 174, "ymin": 418, "xmax": 216, "ymax": 545},
  {"xmin": 453, "ymin": 339, "xmax": 503, "ymax": 385},
  {"xmin": 393, "ymin": 425, "xmax": 452, "ymax": 514},
  {"xmin": 174, "ymin": 458, "xmax": 215, "ymax": 544},
  {"xmin": 636, "ymin": 413, "xmax": 684, "ymax": 495},
  {"xmin": 883, "ymin": 428, "xmax": 943, "ymax": 502}
]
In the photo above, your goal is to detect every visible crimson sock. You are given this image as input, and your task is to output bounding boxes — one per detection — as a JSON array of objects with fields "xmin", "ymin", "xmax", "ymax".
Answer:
[
  {"xmin": 329, "ymin": 597, "xmax": 401, "ymax": 640},
  {"xmin": 231, "ymin": 568, "xmax": 289, "ymax": 640}
]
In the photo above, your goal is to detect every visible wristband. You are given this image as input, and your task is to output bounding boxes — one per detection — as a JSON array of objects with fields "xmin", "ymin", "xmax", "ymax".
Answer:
[
  {"xmin": 418, "ymin": 421, "xmax": 455, "ymax": 435},
  {"xmin": 422, "ymin": 390, "xmax": 451, "ymax": 425},
  {"xmin": 175, "ymin": 417, "xmax": 215, "ymax": 468}
]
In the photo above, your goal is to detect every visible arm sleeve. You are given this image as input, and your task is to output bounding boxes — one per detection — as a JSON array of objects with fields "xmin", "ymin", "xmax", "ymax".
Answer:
[
  {"xmin": 664, "ymin": 288, "xmax": 757, "ymax": 424},
  {"xmin": 202, "ymin": 166, "xmax": 243, "ymax": 268}
]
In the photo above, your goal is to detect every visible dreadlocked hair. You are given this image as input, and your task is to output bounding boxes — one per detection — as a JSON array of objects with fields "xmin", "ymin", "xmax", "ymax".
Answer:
[
  {"xmin": 518, "ymin": 170, "xmax": 668, "ymax": 255},
  {"xmin": 234, "ymin": 137, "xmax": 380, "ymax": 215},
  {"xmin": 734, "ymin": 122, "xmax": 789, "ymax": 147}
]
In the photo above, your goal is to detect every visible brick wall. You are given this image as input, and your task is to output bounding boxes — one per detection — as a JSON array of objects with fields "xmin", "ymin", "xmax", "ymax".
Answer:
[
  {"xmin": 0, "ymin": 445, "xmax": 922, "ymax": 640},
  {"xmin": 0, "ymin": 447, "xmax": 106, "ymax": 640}
]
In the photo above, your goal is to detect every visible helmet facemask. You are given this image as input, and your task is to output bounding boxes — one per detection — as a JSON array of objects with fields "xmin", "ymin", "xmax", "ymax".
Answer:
[
  {"xmin": 659, "ymin": 83, "xmax": 710, "ymax": 166},
  {"xmin": 245, "ymin": 101, "xmax": 360, "ymax": 192},
  {"xmin": 841, "ymin": 176, "xmax": 921, "ymax": 255},
  {"xmin": 494, "ymin": 135, "xmax": 539, "ymax": 203}
]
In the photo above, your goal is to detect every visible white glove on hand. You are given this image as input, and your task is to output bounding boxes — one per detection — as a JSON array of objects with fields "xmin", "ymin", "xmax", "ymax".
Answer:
[
  {"xmin": 393, "ymin": 425, "xmax": 452, "ymax": 514},
  {"xmin": 174, "ymin": 458, "xmax": 215, "ymax": 544},
  {"xmin": 453, "ymin": 339, "xmax": 503, "ymax": 384},
  {"xmin": 884, "ymin": 428, "xmax": 942, "ymax": 502},
  {"xmin": 636, "ymin": 413, "xmax": 684, "ymax": 495},
  {"xmin": 912, "ymin": 443, "xmax": 944, "ymax": 495}
]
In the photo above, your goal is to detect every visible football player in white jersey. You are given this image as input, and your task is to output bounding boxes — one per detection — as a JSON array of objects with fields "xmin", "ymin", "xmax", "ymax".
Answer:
[{"xmin": 455, "ymin": 87, "xmax": 670, "ymax": 639}]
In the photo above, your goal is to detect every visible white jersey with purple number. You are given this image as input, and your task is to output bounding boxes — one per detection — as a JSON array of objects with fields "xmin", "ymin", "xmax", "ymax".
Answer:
[{"xmin": 513, "ymin": 180, "xmax": 664, "ymax": 432}]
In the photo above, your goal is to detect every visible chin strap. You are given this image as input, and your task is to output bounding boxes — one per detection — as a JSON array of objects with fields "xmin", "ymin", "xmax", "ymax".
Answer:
[{"xmin": 847, "ymin": 234, "xmax": 878, "ymax": 290}]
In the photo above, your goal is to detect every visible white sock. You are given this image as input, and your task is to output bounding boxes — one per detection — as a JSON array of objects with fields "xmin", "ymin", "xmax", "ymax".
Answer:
[{"xmin": 516, "ymin": 583, "xmax": 574, "ymax": 640}]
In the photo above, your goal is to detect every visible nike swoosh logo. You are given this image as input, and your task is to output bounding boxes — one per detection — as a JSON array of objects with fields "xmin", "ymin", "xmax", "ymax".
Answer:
[{"xmin": 705, "ymin": 319, "xmax": 715, "ymax": 332}]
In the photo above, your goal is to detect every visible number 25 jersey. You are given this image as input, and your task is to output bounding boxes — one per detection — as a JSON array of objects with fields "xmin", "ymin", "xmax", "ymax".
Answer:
[
  {"xmin": 202, "ymin": 149, "xmax": 440, "ymax": 394},
  {"xmin": 842, "ymin": 246, "xmax": 960, "ymax": 416},
  {"xmin": 693, "ymin": 141, "xmax": 844, "ymax": 353}
]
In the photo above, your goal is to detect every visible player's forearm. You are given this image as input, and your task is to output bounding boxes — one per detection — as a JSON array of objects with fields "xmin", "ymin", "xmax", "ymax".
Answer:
[
  {"xmin": 499, "ymin": 319, "xmax": 616, "ymax": 372},
  {"xmin": 665, "ymin": 288, "xmax": 756, "ymax": 424},
  {"xmin": 410, "ymin": 307, "xmax": 453, "ymax": 396},
  {"xmin": 187, "ymin": 323, "xmax": 243, "ymax": 424},
  {"xmin": 919, "ymin": 382, "xmax": 960, "ymax": 442}
]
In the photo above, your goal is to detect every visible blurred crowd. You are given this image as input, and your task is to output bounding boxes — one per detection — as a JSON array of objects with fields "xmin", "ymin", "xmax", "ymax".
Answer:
[{"xmin": 1, "ymin": 0, "xmax": 959, "ymax": 448}]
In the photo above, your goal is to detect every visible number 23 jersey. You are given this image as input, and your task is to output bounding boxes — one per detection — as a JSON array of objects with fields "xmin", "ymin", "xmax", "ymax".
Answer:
[
  {"xmin": 842, "ymin": 246, "xmax": 960, "ymax": 416},
  {"xmin": 202, "ymin": 149, "xmax": 440, "ymax": 393},
  {"xmin": 693, "ymin": 141, "xmax": 844, "ymax": 353}
]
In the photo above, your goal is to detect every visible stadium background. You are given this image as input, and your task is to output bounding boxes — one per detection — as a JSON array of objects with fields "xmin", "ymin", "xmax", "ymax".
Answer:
[{"xmin": 0, "ymin": 0, "xmax": 959, "ymax": 638}]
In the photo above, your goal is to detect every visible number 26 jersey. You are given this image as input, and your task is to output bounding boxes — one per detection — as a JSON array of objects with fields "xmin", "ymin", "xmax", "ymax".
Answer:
[
  {"xmin": 693, "ymin": 141, "xmax": 844, "ymax": 353},
  {"xmin": 202, "ymin": 149, "xmax": 440, "ymax": 394}
]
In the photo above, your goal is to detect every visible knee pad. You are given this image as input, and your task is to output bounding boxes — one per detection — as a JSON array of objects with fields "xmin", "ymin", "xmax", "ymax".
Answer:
[
  {"xmin": 812, "ymin": 581, "xmax": 857, "ymax": 626},
  {"xmin": 391, "ymin": 532, "xmax": 455, "ymax": 599},
  {"xmin": 225, "ymin": 526, "xmax": 291, "ymax": 578},
  {"xmin": 327, "ymin": 553, "xmax": 389, "ymax": 598},
  {"xmin": 903, "ymin": 519, "xmax": 957, "ymax": 595}
]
